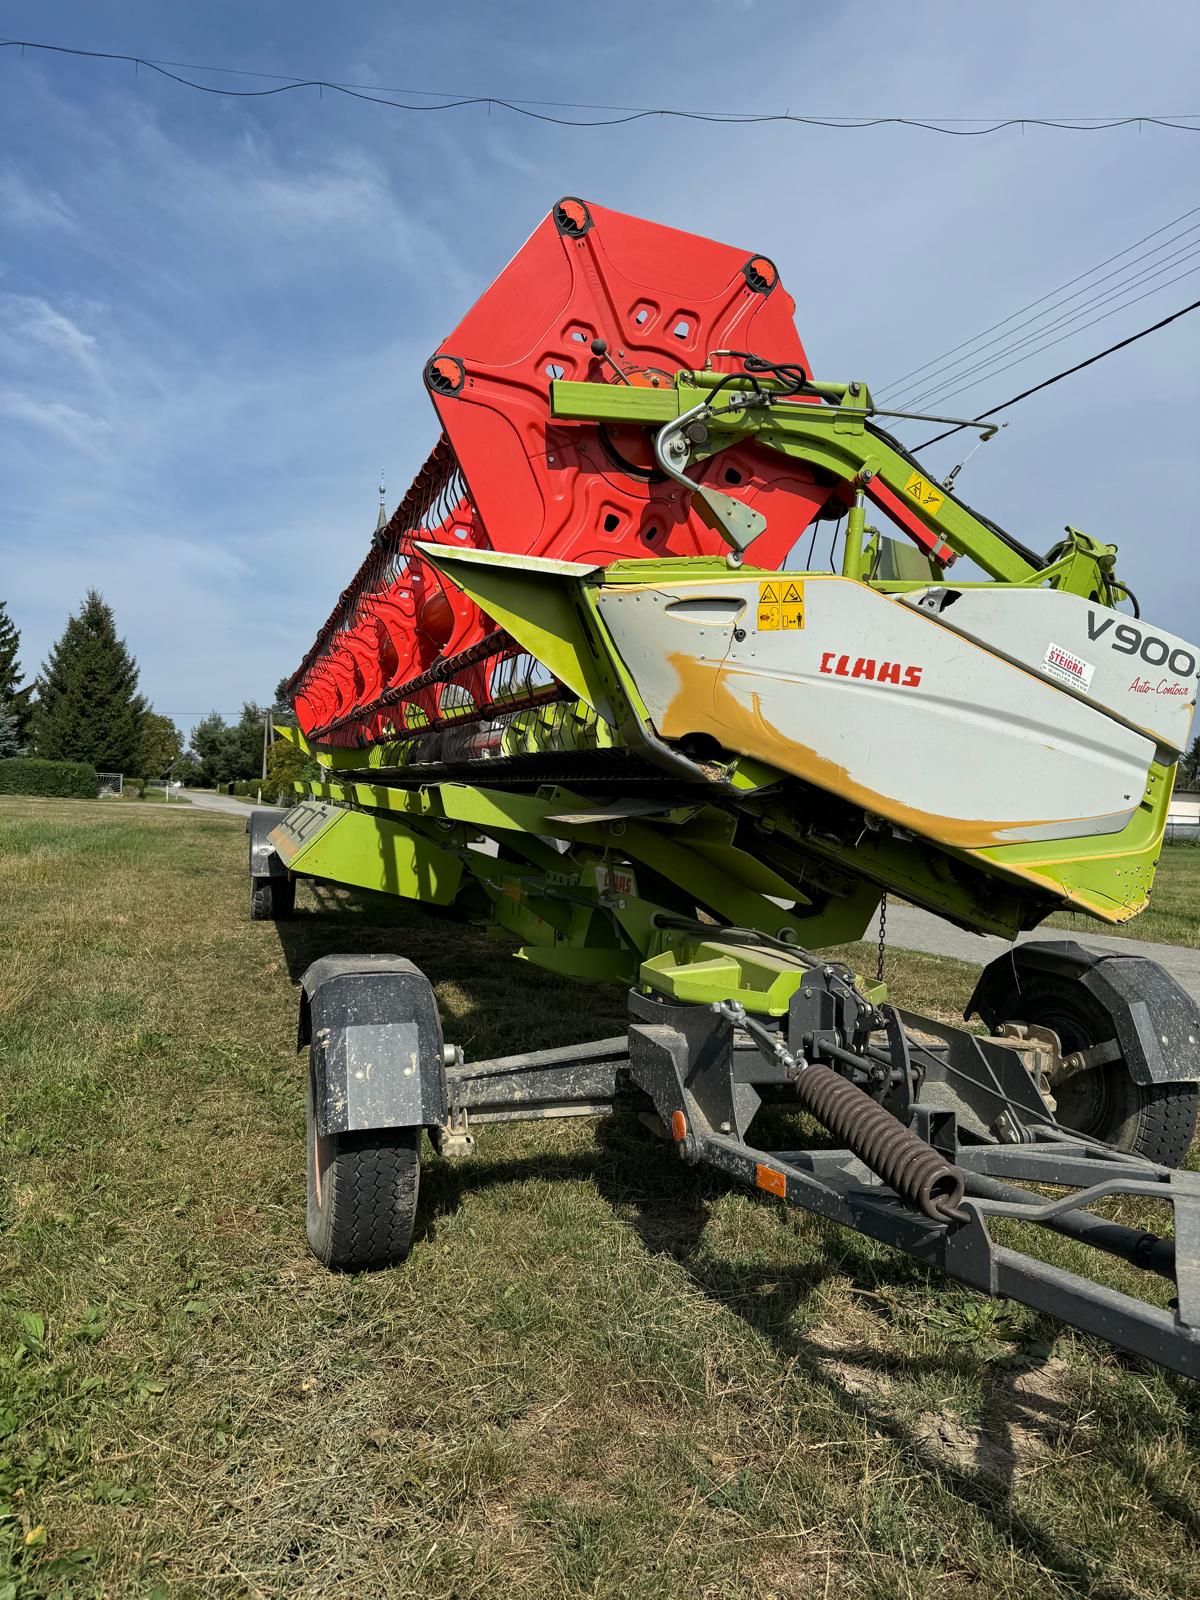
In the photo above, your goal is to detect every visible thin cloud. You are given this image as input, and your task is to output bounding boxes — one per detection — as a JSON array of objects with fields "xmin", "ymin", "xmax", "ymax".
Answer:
[
  {"xmin": 0, "ymin": 389, "xmax": 112, "ymax": 450},
  {"xmin": 2, "ymin": 2, "xmax": 1198, "ymax": 729},
  {"xmin": 1, "ymin": 294, "xmax": 108, "ymax": 387},
  {"xmin": 0, "ymin": 160, "xmax": 75, "ymax": 232}
]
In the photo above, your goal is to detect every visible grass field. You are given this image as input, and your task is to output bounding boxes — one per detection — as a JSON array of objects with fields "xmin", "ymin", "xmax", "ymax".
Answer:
[
  {"xmin": 1, "ymin": 797, "xmax": 1198, "ymax": 1599},
  {"xmin": 112, "ymin": 790, "xmax": 190, "ymax": 807},
  {"xmin": 1048, "ymin": 844, "xmax": 1200, "ymax": 948}
]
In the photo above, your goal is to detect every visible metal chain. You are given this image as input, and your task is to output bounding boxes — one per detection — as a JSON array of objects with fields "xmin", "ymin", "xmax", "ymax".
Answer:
[{"xmin": 876, "ymin": 893, "xmax": 887, "ymax": 985}]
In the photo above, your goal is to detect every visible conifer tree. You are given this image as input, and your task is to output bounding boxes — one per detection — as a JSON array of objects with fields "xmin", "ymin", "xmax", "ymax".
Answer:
[
  {"xmin": 0, "ymin": 599, "xmax": 33, "ymax": 743},
  {"xmin": 34, "ymin": 590, "xmax": 148, "ymax": 771},
  {"xmin": 0, "ymin": 701, "xmax": 21, "ymax": 758}
]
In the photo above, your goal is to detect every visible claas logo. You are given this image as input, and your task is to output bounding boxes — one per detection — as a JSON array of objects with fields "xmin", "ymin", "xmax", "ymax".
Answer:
[{"xmin": 820, "ymin": 652, "xmax": 923, "ymax": 688}]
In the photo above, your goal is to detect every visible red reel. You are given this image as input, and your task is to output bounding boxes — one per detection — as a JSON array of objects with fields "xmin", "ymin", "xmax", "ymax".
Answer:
[{"xmin": 293, "ymin": 199, "xmax": 831, "ymax": 742}]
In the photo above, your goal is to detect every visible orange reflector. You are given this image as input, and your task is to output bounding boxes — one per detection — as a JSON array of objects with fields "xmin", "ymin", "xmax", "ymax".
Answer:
[
  {"xmin": 671, "ymin": 1110, "xmax": 687, "ymax": 1142},
  {"xmin": 755, "ymin": 1163, "xmax": 787, "ymax": 1199}
]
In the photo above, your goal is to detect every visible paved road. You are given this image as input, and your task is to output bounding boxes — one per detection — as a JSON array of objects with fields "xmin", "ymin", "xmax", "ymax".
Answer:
[
  {"xmin": 179, "ymin": 789, "xmax": 256, "ymax": 817},
  {"xmin": 865, "ymin": 902, "xmax": 1200, "ymax": 1005}
]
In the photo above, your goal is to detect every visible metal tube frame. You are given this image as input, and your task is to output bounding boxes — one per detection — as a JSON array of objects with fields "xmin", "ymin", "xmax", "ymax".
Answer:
[{"xmin": 440, "ymin": 1014, "xmax": 1200, "ymax": 1381}]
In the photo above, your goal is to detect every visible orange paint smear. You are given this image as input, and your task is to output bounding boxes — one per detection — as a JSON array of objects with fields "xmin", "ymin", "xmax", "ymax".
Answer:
[
  {"xmin": 660, "ymin": 650, "xmax": 1047, "ymax": 850},
  {"xmin": 658, "ymin": 649, "xmax": 1150, "ymax": 918}
]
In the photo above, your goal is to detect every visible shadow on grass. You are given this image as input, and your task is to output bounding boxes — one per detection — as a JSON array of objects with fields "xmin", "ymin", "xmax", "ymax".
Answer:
[
  {"xmin": 269, "ymin": 886, "xmax": 1198, "ymax": 1591},
  {"xmin": 269, "ymin": 883, "xmax": 460, "ymax": 986},
  {"xmin": 404, "ymin": 1107, "xmax": 1199, "ymax": 1595},
  {"xmin": 438, "ymin": 1119, "xmax": 1200, "ymax": 1591},
  {"xmin": 612, "ymin": 1120, "xmax": 1200, "ymax": 1588},
  {"xmin": 269, "ymin": 885, "xmax": 629, "ymax": 1053}
]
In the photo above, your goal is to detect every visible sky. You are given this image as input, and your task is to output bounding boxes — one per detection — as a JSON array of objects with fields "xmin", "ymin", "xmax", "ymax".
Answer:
[{"xmin": 2, "ymin": 1, "xmax": 1199, "ymax": 739}]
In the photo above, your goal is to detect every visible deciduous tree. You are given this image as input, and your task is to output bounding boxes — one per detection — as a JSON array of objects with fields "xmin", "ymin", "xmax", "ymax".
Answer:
[
  {"xmin": 227, "ymin": 703, "xmax": 270, "ymax": 781},
  {"xmin": 137, "ymin": 712, "xmax": 183, "ymax": 779}
]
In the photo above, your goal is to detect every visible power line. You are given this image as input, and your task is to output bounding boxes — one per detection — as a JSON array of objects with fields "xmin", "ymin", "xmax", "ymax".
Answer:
[
  {"xmin": 910, "ymin": 295, "xmax": 1200, "ymax": 452},
  {"xmin": 4, "ymin": 37, "xmax": 1200, "ymax": 134},
  {"xmin": 907, "ymin": 256, "xmax": 1200, "ymax": 414},
  {"xmin": 879, "ymin": 201, "xmax": 1200, "ymax": 400},
  {"xmin": 889, "ymin": 220, "xmax": 1200, "ymax": 408},
  {"xmin": 900, "ymin": 232, "xmax": 1200, "ymax": 410}
]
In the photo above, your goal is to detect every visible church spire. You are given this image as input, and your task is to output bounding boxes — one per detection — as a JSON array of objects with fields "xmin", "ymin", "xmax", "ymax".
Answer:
[{"xmin": 375, "ymin": 474, "xmax": 387, "ymax": 534}]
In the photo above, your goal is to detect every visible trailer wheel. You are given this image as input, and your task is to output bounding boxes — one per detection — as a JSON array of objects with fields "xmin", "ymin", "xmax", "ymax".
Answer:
[
  {"xmin": 250, "ymin": 874, "xmax": 295, "ymax": 921},
  {"xmin": 984, "ymin": 970, "xmax": 1198, "ymax": 1167},
  {"xmin": 305, "ymin": 1057, "xmax": 421, "ymax": 1271}
]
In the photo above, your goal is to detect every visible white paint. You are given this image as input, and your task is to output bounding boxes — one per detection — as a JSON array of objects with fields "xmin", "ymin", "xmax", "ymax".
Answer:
[{"xmin": 600, "ymin": 574, "xmax": 1155, "ymax": 848}]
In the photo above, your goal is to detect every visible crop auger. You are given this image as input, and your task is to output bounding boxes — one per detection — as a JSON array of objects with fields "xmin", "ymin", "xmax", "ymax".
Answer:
[{"xmin": 250, "ymin": 199, "xmax": 1200, "ymax": 1378}]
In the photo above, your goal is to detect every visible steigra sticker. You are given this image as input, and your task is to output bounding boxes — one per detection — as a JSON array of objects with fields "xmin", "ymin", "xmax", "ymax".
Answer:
[{"xmin": 1043, "ymin": 641, "xmax": 1095, "ymax": 692}]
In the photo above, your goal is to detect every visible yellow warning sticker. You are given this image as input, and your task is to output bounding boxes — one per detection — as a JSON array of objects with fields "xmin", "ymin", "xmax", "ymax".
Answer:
[
  {"xmin": 902, "ymin": 470, "xmax": 945, "ymax": 516},
  {"xmin": 758, "ymin": 579, "xmax": 804, "ymax": 631}
]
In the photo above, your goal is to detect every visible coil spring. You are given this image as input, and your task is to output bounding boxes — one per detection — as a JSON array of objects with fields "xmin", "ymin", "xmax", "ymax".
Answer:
[{"xmin": 794, "ymin": 1063, "xmax": 967, "ymax": 1223}]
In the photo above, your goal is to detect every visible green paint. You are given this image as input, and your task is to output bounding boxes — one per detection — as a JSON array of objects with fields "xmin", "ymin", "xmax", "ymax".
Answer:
[
  {"xmin": 551, "ymin": 373, "xmax": 1127, "ymax": 600},
  {"xmin": 274, "ymin": 368, "xmax": 1184, "ymax": 1006},
  {"xmin": 416, "ymin": 545, "xmax": 613, "ymax": 716},
  {"xmin": 640, "ymin": 938, "xmax": 813, "ymax": 1013},
  {"xmin": 639, "ymin": 934, "xmax": 885, "ymax": 1014},
  {"xmin": 270, "ymin": 802, "xmax": 463, "ymax": 905}
]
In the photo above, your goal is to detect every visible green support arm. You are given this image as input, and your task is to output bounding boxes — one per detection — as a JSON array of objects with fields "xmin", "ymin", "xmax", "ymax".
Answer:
[{"xmin": 550, "ymin": 375, "xmax": 1122, "ymax": 602}]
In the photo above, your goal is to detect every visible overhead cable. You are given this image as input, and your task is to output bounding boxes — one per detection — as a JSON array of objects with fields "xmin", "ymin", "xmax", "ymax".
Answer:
[
  {"xmin": 4, "ymin": 38, "xmax": 1200, "ymax": 134},
  {"xmin": 900, "ymin": 235, "xmax": 1200, "ymax": 410},
  {"xmin": 879, "ymin": 201, "xmax": 1200, "ymax": 397},
  {"xmin": 909, "ymin": 259, "xmax": 1200, "ymax": 415},
  {"xmin": 909, "ymin": 296, "xmax": 1200, "ymax": 452}
]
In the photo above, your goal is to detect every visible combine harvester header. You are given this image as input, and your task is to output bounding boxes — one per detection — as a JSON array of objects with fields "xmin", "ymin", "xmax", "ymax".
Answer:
[{"xmin": 253, "ymin": 199, "xmax": 1200, "ymax": 1379}]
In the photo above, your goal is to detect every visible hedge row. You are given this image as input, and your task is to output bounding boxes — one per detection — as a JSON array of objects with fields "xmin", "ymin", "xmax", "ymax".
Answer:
[
  {"xmin": 0, "ymin": 758, "xmax": 100, "ymax": 799},
  {"xmin": 225, "ymin": 779, "xmax": 289, "ymax": 803}
]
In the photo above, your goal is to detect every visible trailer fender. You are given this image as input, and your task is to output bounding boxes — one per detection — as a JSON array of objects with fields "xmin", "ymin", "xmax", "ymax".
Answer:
[
  {"xmin": 247, "ymin": 806, "xmax": 291, "ymax": 879},
  {"xmin": 967, "ymin": 940, "xmax": 1200, "ymax": 1086},
  {"xmin": 299, "ymin": 956, "xmax": 448, "ymax": 1134}
]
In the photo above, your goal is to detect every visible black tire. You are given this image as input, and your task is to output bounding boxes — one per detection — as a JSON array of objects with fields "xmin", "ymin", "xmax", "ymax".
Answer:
[
  {"xmin": 250, "ymin": 875, "xmax": 295, "ymax": 921},
  {"xmin": 983, "ymin": 970, "xmax": 1198, "ymax": 1168},
  {"xmin": 305, "ymin": 1055, "xmax": 421, "ymax": 1270}
]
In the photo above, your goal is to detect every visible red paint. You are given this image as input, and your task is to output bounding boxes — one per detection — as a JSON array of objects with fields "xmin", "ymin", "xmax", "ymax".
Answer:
[
  {"xmin": 288, "ymin": 200, "xmax": 943, "ymax": 743},
  {"xmin": 819, "ymin": 652, "xmax": 923, "ymax": 688},
  {"xmin": 1130, "ymin": 676, "xmax": 1192, "ymax": 698},
  {"xmin": 862, "ymin": 477, "xmax": 956, "ymax": 567}
]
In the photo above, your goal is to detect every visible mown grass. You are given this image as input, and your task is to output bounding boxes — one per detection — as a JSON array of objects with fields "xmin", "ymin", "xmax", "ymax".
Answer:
[
  {"xmin": 111, "ymin": 790, "xmax": 190, "ymax": 807},
  {"xmin": 1, "ymin": 795, "xmax": 1197, "ymax": 1599},
  {"xmin": 1048, "ymin": 843, "xmax": 1200, "ymax": 948}
]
